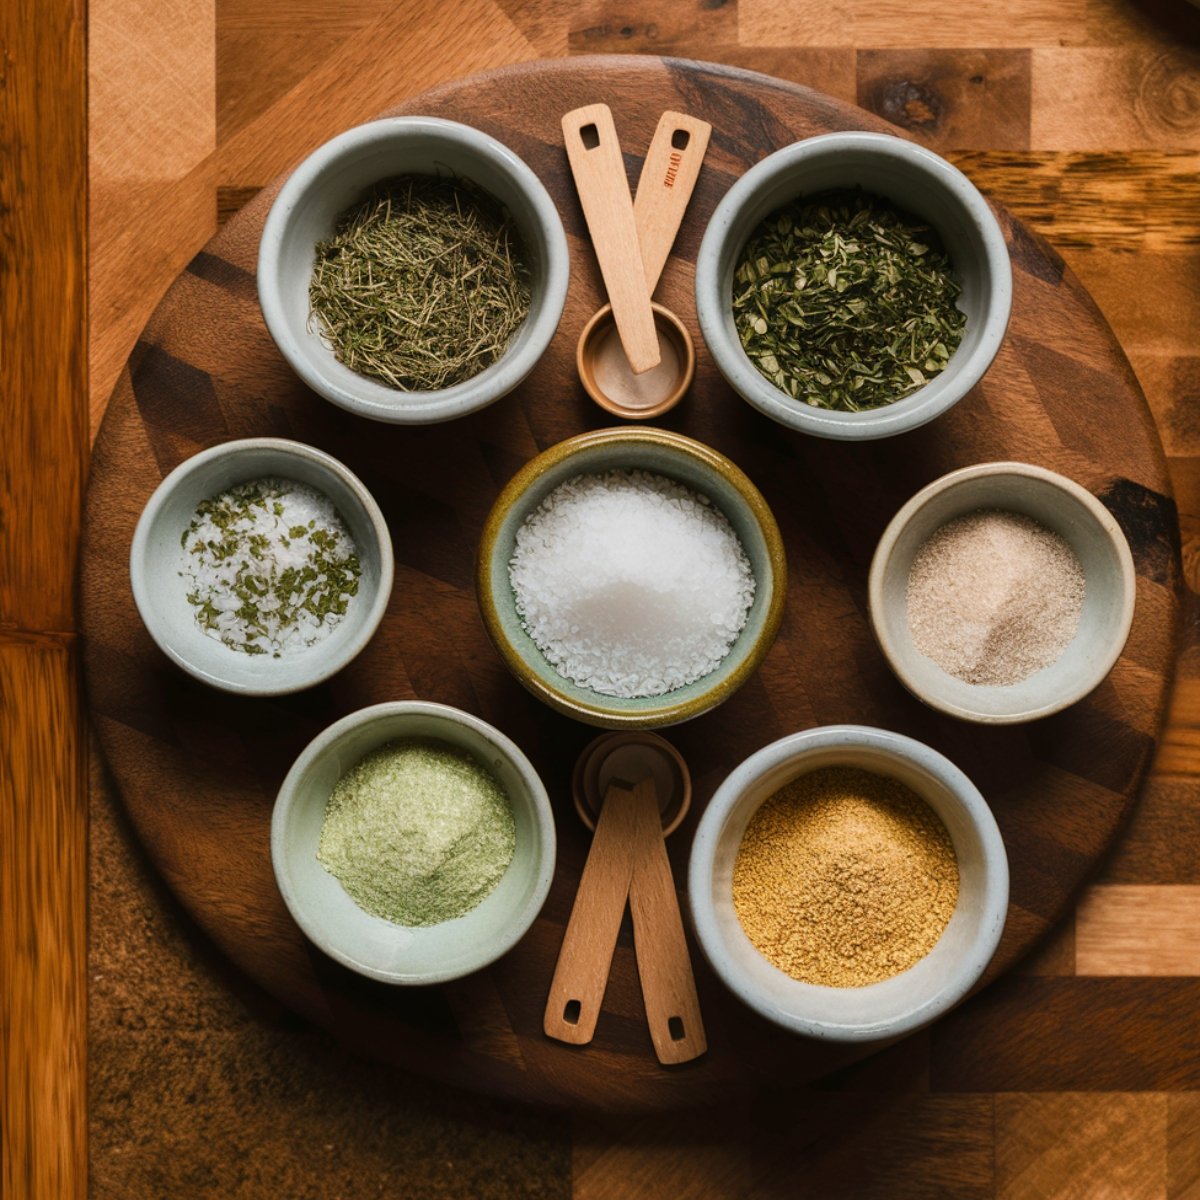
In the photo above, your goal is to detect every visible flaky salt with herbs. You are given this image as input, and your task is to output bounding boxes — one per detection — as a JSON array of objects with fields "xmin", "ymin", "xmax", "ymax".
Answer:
[
  {"xmin": 508, "ymin": 470, "xmax": 756, "ymax": 698},
  {"xmin": 179, "ymin": 477, "xmax": 361, "ymax": 658}
]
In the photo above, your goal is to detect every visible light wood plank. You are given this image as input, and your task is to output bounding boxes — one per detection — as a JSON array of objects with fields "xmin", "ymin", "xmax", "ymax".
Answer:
[
  {"xmin": 1032, "ymin": 48, "xmax": 1200, "ymax": 151},
  {"xmin": 88, "ymin": 0, "xmax": 217, "ymax": 431},
  {"xmin": 214, "ymin": 0, "xmax": 536, "ymax": 186},
  {"xmin": 740, "ymin": 0, "xmax": 1090, "ymax": 49},
  {"xmin": 995, "ymin": 1093, "xmax": 1167, "ymax": 1200},
  {"xmin": 1077, "ymin": 885, "xmax": 1200, "ymax": 975}
]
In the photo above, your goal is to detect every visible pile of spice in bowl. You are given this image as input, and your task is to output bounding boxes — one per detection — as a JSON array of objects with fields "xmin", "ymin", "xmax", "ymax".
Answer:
[
  {"xmin": 688, "ymin": 725, "xmax": 1008, "ymax": 1042},
  {"xmin": 271, "ymin": 701, "xmax": 556, "ymax": 985},
  {"xmin": 869, "ymin": 462, "xmax": 1136, "ymax": 723},
  {"xmin": 477, "ymin": 427, "xmax": 787, "ymax": 729},
  {"xmin": 258, "ymin": 116, "xmax": 570, "ymax": 424},
  {"xmin": 695, "ymin": 131, "xmax": 1012, "ymax": 441},
  {"xmin": 130, "ymin": 438, "xmax": 393, "ymax": 695}
]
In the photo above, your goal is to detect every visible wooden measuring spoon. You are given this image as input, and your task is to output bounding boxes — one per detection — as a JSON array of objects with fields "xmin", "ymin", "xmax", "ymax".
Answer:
[
  {"xmin": 571, "ymin": 732, "xmax": 706, "ymax": 1065},
  {"xmin": 562, "ymin": 104, "xmax": 661, "ymax": 374},
  {"xmin": 632, "ymin": 110, "xmax": 712, "ymax": 296},
  {"xmin": 576, "ymin": 111, "xmax": 712, "ymax": 419},
  {"xmin": 627, "ymin": 774, "xmax": 707, "ymax": 1064},
  {"xmin": 543, "ymin": 777, "xmax": 645, "ymax": 1046}
]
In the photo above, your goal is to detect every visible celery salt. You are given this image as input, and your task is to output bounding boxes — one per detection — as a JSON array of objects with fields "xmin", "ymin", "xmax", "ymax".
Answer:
[
  {"xmin": 508, "ymin": 470, "xmax": 756, "ymax": 698},
  {"xmin": 317, "ymin": 739, "xmax": 516, "ymax": 926}
]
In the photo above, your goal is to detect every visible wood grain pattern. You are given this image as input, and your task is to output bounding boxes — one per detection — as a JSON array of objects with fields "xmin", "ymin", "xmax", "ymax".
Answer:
[
  {"xmin": 78, "ymin": 0, "xmax": 1200, "ymax": 1192},
  {"xmin": 627, "ymin": 782, "xmax": 706, "ymax": 1064},
  {"xmin": 79, "ymin": 57, "xmax": 1181, "ymax": 1113},
  {"xmin": 740, "ymin": 0, "xmax": 1093, "ymax": 50},
  {"xmin": 0, "ymin": 643, "xmax": 88, "ymax": 1200},
  {"xmin": 545, "ymin": 783, "xmax": 642, "ymax": 1046},
  {"xmin": 562, "ymin": 102, "xmax": 662, "ymax": 370},
  {"xmin": 994, "ymin": 1093, "xmax": 1168, "ymax": 1200},
  {"xmin": 1076, "ymin": 885, "xmax": 1200, "ymax": 975},
  {"xmin": 632, "ymin": 111, "xmax": 712, "ymax": 293},
  {"xmin": 1, "ymin": 0, "xmax": 89, "ymax": 1192}
]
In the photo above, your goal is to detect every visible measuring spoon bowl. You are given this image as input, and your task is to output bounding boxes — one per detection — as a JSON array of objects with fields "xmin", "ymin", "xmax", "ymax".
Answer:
[
  {"xmin": 572, "ymin": 731, "xmax": 692, "ymax": 837},
  {"xmin": 577, "ymin": 302, "xmax": 695, "ymax": 420}
]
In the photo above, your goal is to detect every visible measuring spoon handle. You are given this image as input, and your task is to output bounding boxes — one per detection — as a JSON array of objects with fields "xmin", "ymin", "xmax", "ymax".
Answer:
[
  {"xmin": 633, "ymin": 111, "xmax": 713, "ymax": 297},
  {"xmin": 629, "ymin": 791, "xmax": 707, "ymax": 1065},
  {"xmin": 544, "ymin": 781, "xmax": 640, "ymax": 1046},
  {"xmin": 562, "ymin": 104, "xmax": 661, "ymax": 374}
]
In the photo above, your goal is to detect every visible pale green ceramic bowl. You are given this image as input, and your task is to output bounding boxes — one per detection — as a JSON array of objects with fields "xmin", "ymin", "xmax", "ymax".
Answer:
[{"xmin": 476, "ymin": 427, "xmax": 787, "ymax": 729}]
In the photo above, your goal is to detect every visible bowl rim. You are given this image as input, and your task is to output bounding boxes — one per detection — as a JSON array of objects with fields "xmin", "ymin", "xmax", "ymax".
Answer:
[
  {"xmin": 270, "ymin": 699, "xmax": 557, "ymax": 985},
  {"xmin": 475, "ymin": 426, "xmax": 788, "ymax": 728},
  {"xmin": 257, "ymin": 114, "xmax": 570, "ymax": 425},
  {"xmin": 694, "ymin": 129, "xmax": 1013, "ymax": 441},
  {"xmin": 129, "ymin": 436, "xmax": 394, "ymax": 696},
  {"xmin": 687, "ymin": 723, "xmax": 1010, "ymax": 1042},
  {"xmin": 867, "ymin": 460, "xmax": 1137, "ymax": 723}
]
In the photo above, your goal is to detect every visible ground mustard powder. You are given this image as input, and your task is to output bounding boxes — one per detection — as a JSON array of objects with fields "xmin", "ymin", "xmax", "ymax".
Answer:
[{"xmin": 732, "ymin": 766, "xmax": 959, "ymax": 987}]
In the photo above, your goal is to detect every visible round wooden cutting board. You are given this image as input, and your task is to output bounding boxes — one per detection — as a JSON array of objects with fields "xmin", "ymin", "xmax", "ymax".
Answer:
[{"xmin": 80, "ymin": 56, "xmax": 1181, "ymax": 1111}]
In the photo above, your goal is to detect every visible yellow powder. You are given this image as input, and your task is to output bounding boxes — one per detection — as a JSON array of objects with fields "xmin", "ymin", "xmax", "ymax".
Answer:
[{"xmin": 732, "ymin": 766, "xmax": 959, "ymax": 988}]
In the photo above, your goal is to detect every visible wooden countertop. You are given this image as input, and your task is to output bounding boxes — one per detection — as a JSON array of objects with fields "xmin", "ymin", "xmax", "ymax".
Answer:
[{"xmin": 4, "ymin": 0, "xmax": 1199, "ymax": 1195}]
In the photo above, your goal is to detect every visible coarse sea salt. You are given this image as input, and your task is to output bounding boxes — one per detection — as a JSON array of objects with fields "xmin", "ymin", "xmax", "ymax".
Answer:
[
  {"xmin": 508, "ymin": 470, "xmax": 756, "ymax": 698},
  {"xmin": 179, "ymin": 477, "xmax": 361, "ymax": 658}
]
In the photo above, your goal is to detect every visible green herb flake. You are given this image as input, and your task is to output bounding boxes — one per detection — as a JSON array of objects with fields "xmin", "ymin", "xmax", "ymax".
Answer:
[{"xmin": 731, "ymin": 189, "xmax": 967, "ymax": 412}]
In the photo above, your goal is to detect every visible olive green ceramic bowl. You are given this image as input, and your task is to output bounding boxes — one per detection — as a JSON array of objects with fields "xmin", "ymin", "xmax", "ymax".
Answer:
[{"xmin": 476, "ymin": 427, "xmax": 787, "ymax": 729}]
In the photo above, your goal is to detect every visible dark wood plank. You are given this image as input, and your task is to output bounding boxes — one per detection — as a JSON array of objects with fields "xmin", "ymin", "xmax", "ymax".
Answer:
[
  {"xmin": 932, "ymin": 978, "xmax": 1200, "ymax": 1092},
  {"xmin": 0, "ymin": 0, "xmax": 89, "ymax": 1192},
  {"xmin": 80, "ymin": 58, "xmax": 1180, "ymax": 1112}
]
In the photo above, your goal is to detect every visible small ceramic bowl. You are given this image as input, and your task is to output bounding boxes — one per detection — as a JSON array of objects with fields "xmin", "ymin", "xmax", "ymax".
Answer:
[
  {"xmin": 695, "ymin": 131, "xmax": 1012, "ymax": 441},
  {"xmin": 476, "ymin": 427, "xmax": 787, "ymax": 729},
  {"xmin": 258, "ymin": 116, "xmax": 570, "ymax": 424},
  {"xmin": 688, "ymin": 725, "xmax": 1009, "ymax": 1043},
  {"xmin": 869, "ymin": 461, "xmax": 1136, "ymax": 723},
  {"xmin": 130, "ymin": 437, "xmax": 393, "ymax": 695},
  {"xmin": 272, "ymin": 701, "xmax": 555, "ymax": 985}
]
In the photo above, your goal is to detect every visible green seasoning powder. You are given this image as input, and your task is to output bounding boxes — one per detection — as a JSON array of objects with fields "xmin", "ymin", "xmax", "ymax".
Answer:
[
  {"xmin": 317, "ymin": 738, "xmax": 516, "ymax": 926},
  {"xmin": 732, "ymin": 189, "xmax": 966, "ymax": 412},
  {"xmin": 308, "ymin": 175, "xmax": 531, "ymax": 392}
]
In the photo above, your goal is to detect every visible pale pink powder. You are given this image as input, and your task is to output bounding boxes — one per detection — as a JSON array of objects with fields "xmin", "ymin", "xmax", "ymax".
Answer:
[{"xmin": 905, "ymin": 509, "xmax": 1085, "ymax": 687}]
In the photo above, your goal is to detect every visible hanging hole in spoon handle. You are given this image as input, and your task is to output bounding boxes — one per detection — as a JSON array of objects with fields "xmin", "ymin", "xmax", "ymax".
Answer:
[
  {"xmin": 628, "ymin": 790, "xmax": 707, "ymax": 1064},
  {"xmin": 575, "ymin": 110, "xmax": 711, "ymax": 419},
  {"xmin": 561, "ymin": 104, "xmax": 661, "ymax": 374},
  {"xmin": 543, "ymin": 779, "xmax": 641, "ymax": 1046}
]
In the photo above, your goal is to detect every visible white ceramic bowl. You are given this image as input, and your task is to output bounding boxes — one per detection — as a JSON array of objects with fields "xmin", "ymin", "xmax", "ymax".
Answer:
[
  {"xmin": 695, "ymin": 131, "xmax": 1012, "ymax": 440},
  {"xmin": 130, "ymin": 437, "xmax": 393, "ymax": 695},
  {"xmin": 271, "ymin": 701, "xmax": 556, "ymax": 985},
  {"xmin": 258, "ymin": 116, "xmax": 570, "ymax": 424},
  {"xmin": 688, "ymin": 725, "xmax": 1008, "ymax": 1043},
  {"xmin": 869, "ymin": 462, "xmax": 1136, "ymax": 723}
]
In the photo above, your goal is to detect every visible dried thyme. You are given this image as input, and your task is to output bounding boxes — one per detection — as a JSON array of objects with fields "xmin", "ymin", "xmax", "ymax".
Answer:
[
  {"xmin": 732, "ymin": 189, "xmax": 966, "ymax": 411},
  {"xmin": 179, "ymin": 478, "xmax": 361, "ymax": 657},
  {"xmin": 308, "ymin": 175, "xmax": 532, "ymax": 391}
]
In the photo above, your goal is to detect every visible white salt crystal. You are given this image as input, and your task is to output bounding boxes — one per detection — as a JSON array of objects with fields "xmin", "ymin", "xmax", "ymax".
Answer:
[{"xmin": 508, "ymin": 470, "xmax": 757, "ymax": 699}]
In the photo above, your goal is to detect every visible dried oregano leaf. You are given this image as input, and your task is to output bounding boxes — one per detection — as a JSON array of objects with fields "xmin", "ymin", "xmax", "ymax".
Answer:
[{"xmin": 732, "ymin": 189, "xmax": 967, "ymax": 412}]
